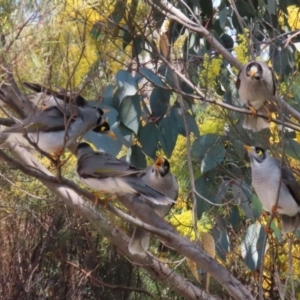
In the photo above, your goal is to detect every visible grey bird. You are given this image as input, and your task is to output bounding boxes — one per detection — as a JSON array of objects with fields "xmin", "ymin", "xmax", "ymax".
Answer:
[
  {"xmin": 23, "ymin": 82, "xmax": 87, "ymax": 109},
  {"xmin": 244, "ymin": 145, "xmax": 300, "ymax": 233},
  {"xmin": 236, "ymin": 61, "xmax": 276, "ymax": 132},
  {"xmin": 128, "ymin": 157, "xmax": 179, "ymax": 255},
  {"xmin": 76, "ymin": 143, "xmax": 176, "ymax": 206},
  {"xmin": 0, "ymin": 105, "xmax": 113, "ymax": 158}
]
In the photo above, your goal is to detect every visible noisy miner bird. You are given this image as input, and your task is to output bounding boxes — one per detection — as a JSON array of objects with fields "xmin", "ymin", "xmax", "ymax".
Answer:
[
  {"xmin": 76, "ymin": 143, "xmax": 176, "ymax": 207},
  {"xmin": 23, "ymin": 82, "xmax": 87, "ymax": 110},
  {"xmin": 236, "ymin": 61, "xmax": 276, "ymax": 132},
  {"xmin": 128, "ymin": 157, "xmax": 179, "ymax": 255},
  {"xmin": 244, "ymin": 145, "xmax": 300, "ymax": 233},
  {"xmin": 0, "ymin": 105, "xmax": 114, "ymax": 158}
]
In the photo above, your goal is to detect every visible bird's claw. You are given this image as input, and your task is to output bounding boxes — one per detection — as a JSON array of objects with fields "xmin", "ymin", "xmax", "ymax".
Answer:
[
  {"xmin": 93, "ymin": 191, "xmax": 114, "ymax": 207},
  {"xmin": 248, "ymin": 106, "xmax": 257, "ymax": 116}
]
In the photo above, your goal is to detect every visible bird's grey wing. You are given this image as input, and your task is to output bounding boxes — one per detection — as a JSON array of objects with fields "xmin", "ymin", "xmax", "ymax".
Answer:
[
  {"xmin": 4, "ymin": 107, "xmax": 71, "ymax": 134},
  {"xmin": 281, "ymin": 214, "xmax": 300, "ymax": 234},
  {"xmin": 281, "ymin": 165, "xmax": 300, "ymax": 206},
  {"xmin": 236, "ymin": 69, "xmax": 242, "ymax": 89},
  {"xmin": 266, "ymin": 66, "xmax": 276, "ymax": 95},
  {"xmin": 77, "ymin": 152, "xmax": 139, "ymax": 179},
  {"xmin": 23, "ymin": 82, "xmax": 87, "ymax": 106}
]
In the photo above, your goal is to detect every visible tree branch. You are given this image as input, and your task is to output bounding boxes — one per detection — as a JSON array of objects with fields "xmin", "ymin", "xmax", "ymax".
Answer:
[
  {"xmin": 0, "ymin": 145, "xmax": 217, "ymax": 300},
  {"xmin": 146, "ymin": 0, "xmax": 300, "ymax": 123}
]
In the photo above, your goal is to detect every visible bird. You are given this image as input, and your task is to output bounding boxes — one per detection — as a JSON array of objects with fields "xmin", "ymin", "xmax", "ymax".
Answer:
[
  {"xmin": 23, "ymin": 82, "xmax": 87, "ymax": 109},
  {"xmin": 128, "ymin": 157, "xmax": 179, "ymax": 255},
  {"xmin": 244, "ymin": 145, "xmax": 300, "ymax": 233},
  {"xmin": 76, "ymin": 143, "xmax": 176, "ymax": 207},
  {"xmin": 236, "ymin": 61, "xmax": 276, "ymax": 132},
  {"xmin": 0, "ymin": 105, "xmax": 114, "ymax": 158}
]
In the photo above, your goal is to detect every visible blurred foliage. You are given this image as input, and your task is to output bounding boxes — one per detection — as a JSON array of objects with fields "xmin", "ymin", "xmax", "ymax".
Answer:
[{"xmin": 2, "ymin": 0, "xmax": 300, "ymax": 299}]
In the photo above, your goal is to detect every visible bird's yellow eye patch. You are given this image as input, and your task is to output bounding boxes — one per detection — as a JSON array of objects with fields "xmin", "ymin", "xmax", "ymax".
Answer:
[{"xmin": 256, "ymin": 149, "xmax": 263, "ymax": 156}]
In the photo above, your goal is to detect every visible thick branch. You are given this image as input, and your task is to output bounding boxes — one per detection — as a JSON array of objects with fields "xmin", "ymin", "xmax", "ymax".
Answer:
[
  {"xmin": 117, "ymin": 196, "xmax": 254, "ymax": 300},
  {"xmin": 0, "ymin": 146, "xmax": 215, "ymax": 300},
  {"xmin": 146, "ymin": 0, "xmax": 300, "ymax": 123}
]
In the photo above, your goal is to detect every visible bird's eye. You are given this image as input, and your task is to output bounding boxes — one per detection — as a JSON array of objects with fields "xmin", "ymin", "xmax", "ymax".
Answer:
[{"xmin": 256, "ymin": 149, "xmax": 263, "ymax": 156}]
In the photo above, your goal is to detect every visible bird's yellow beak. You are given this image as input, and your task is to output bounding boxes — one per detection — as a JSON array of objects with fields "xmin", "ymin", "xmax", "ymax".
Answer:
[
  {"xmin": 244, "ymin": 145, "xmax": 254, "ymax": 153},
  {"xmin": 154, "ymin": 157, "xmax": 163, "ymax": 168},
  {"xmin": 249, "ymin": 67, "xmax": 258, "ymax": 78},
  {"xmin": 106, "ymin": 130, "xmax": 117, "ymax": 139}
]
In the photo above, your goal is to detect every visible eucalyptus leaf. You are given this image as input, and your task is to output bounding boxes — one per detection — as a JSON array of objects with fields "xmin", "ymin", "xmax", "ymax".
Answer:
[
  {"xmin": 194, "ymin": 175, "xmax": 216, "ymax": 217},
  {"xmin": 126, "ymin": 145, "xmax": 146, "ymax": 169},
  {"xmin": 119, "ymin": 95, "xmax": 141, "ymax": 134},
  {"xmin": 139, "ymin": 67, "xmax": 164, "ymax": 87},
  {"xmin": 116, "ymin": 70, "xmax": 138, "ymax": 101},
  {"xmin": 158, "ymin": 115, "xmax": 178, "ymax": 157},
  {"xmin": 212, "ymin": 219, "xmax": 230, "ymax": 261},
  {"xmin": 139, "ymin": 122, "xmax": 159, "ymax": 159}
]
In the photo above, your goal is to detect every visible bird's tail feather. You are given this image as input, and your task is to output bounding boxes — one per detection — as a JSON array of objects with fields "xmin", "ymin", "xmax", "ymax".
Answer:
[
  {"xmin": 142, "ymin": 184, "xmax": 175, "ymax": 205},
  {"xmin": 281, "ymin": 214, "xmax": 300, "ymax": 234},
  {"xmin": 242, "ymin": 106, "xmax": 270, "ymax": 132},
  {"xmin": 128, "ymin": 227, "xmax": 150, "ymax": 255}
]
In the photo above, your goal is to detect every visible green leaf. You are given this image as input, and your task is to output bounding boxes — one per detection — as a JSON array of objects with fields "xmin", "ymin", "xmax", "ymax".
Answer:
[
  {"xmin": 132, "ymin": 35, "xmax": 144, "ymax": 58},
  {"xmin": 84, "ymin": 128, "xmax": 122, "ymax": 157},
  {"xmin": 200, "ymin": 0, "xmax": 213, "ymax": 18},
  {"xmin": 119, "ymin": 95, "xmax": 141, "ymax": 134},
  {"xmin": 111, "ymin": 122, "xmax": 133, "ymax": 148},
  {"xmin": 158, "ymin": 115, "xmax": 178, "ymax": 157},
  {"xmin": 284, "ymin": 139, "xmax": 300, "ymax": 160},
  {"xmin": 251, "ymin": 194, "xmax": 263, "ymax": 219},
  {"xmin": 241, "ymin": 223, "xmax": 267, "ymax": 271},
  {"xmin": 212, "ymin": 219, "xmax": 230, "ymax": 261},
  {"xmin": 122, "ymin": 28, "xmax": 132, "ymax": 50},
  {"xmin": 231, "ymin": 179, "xmax": 254, "ymax": 220},
  {"xmin": 171, "ymin": 107, "xmax": 200, "ymax": 138},
  {"xmin": 150, "ymin": 88, "xmax": 170, "ymax": 123},
  {"xmin": 218, "ymin": 0, "xmax": 227, "ymax": 29},
  {"xmin": 192, "ymin": 134, "xmax": 225, "ymax": 173},
  {"xmin": 192, "ymin": 134, "xmax": 222, "ymax": 158},
  {"xmin": 116, "ymin": 70, "xmax": 138, "ymax": 101},
  {"xmin": 126, "ymin": 145, "xmax": 146, "ymax": 169},
  {"xmin": 194, "ymin": 175, "xmax": 216, "ymax": 217},
  {"xmin": 187, "ymin": 32, "xmax": 197, "ymax": 49},
  {"xmin": 201, "ymin": 143, "xmax": 226, "ymax": 173},
  {"xmin": 229, "ymin": 206, "xmax": 241, "ymax": 229},
  {"xmin": 139, "ymin": 122, "xmax": 159, "ymax": 159},
  {"xmin": 109, "ymin": 0, "xmax": 126, "ymax": 24},
  {"xmin": 270, "ymin": 220, "xmax": 283, "ymax": 241},
  {"xmin": 139, "ymin": 67, "xmax": 164, "ymax": 87}
]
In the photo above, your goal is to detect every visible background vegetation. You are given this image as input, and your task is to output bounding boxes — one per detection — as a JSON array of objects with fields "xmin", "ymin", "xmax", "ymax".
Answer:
[{"xmin": 1, "ymin": 0, "xmax": 300, "ymax": 299}]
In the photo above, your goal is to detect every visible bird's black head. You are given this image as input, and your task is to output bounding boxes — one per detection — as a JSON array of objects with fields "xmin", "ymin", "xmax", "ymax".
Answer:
[
  {"xmin": 96, "ymin": 107, "xmax": 104, "ymax": 116},
  {"xmin": 93, "ymin": 120, "xmax": 111, "ymax": 133},
  {"xmin": 153, "ymin": 157, "xmax": 170, "ymax": 177},
  {"xmin": 246, "ymin": 62, "xmax": 262, "ymax": 80},
  {"xmin": 244, "ymin": 145, "xmax": 267, "ymax": 163}
]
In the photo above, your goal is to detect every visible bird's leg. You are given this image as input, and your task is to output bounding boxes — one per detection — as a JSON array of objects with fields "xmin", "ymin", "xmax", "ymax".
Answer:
[
  {"xmin": 50, "ymin": 148, "xmax": 67, "ymax": 168},
  {"xmin": 93, "ymin": 191, "xmax": 115, "ymax": 207},
  {"xmin": 262, "ymin": 103, "xmax": 273, "ymax": 122},
  {"xmin": 247, "ymin": 105, "xmax": 257, "ymax": 116}
]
